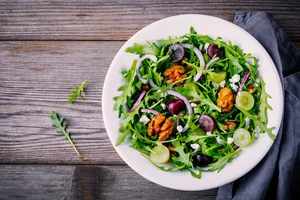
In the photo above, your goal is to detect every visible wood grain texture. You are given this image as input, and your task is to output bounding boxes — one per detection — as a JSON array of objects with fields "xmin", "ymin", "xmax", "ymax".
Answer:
[
  {"xmin": 0, "ymin": 165, "xmax": 218, "ymax": 200},
  {"xmin": 0, "ymin": 0, "xmax": 299, "ymax": 42},
  {"xmin": 0, "ymin": 2, "xmax": 299, "ymax": 198},
  {"xmin": 0, "ymin": 41, "xmax": 122, "ymax": 164},
  {"xmin": 0, "ymin": 40, "xmax": 300, "ymax": 164}
]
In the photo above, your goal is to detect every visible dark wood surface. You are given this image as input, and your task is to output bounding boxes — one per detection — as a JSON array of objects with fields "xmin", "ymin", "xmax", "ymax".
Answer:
[{"xmin": 0, "ymin": 1, "xmax": 299, "ymax": 199}]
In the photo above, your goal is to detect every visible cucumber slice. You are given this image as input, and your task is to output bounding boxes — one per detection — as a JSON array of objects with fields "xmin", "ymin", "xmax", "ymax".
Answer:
[
  {"xmin": 235, "ymin": 91, "xmax": 254, "ymax": 111},
  {"xmin": 150, "ymin": 145, "xmax": 170, "ymax": 164},
  {"xmin": 233, "ymin": 128, "xmax": 251, "ymax": 147},
  {"xmin": 208, "ymin": 71, "xmax": 227, "ymax": 84}
]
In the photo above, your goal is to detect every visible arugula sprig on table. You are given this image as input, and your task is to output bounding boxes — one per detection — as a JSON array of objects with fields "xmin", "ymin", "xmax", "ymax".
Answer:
[
  {"xmin": 68, "ymin": 80, "xmax": 88, "ymax": 104},
  {"xmin": 50, "ymin": 111, "xmax": 80, "ymax": 156}
]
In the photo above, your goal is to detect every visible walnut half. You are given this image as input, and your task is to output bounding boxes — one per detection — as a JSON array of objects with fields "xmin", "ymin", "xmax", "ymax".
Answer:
[
  {"xmin": 163, "ymin": 65, "xmax": 187, "ymax": 85},
  {"xmin": 217, "ymin": 87, "xmax": 235, "ymax": 113},
  {"xmin": 148, "ymin": 114, "xmax": 174, "ymax": 141}
]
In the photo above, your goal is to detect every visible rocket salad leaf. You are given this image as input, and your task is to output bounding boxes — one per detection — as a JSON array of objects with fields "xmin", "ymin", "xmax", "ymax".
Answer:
[{"xmin": 113, "ymin": 27, "xmax": 276, "ymax": 179}]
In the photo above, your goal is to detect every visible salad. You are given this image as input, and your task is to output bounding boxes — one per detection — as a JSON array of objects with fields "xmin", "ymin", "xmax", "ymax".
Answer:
[{"xmin": 113, "ymin": 27, "xmax": 275, "ymax": 178}]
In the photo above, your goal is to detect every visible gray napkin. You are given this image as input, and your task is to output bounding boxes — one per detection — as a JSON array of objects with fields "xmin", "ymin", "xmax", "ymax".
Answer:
[{"xmin": 217, "ymin": 12, "xmax": 300, "ymax": 200}]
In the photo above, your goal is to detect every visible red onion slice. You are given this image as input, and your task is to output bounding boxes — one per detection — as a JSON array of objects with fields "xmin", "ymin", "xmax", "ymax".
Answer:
[
  {"xmin": 205, "ymin": 57, "xmax": 219, "ymax": 69},
  {"xmin": 166, "ymin": 90, "xmax": 193, "ymax": 132},
  {"xmin": 181, "ymin": 43, "xmax": 205, "ymax": 66},
  {"xmin": 193, "ymin": 57, "xmax": 219, "ymax": 82},
  {"xmin": 136, "ymin": 54, "xmax": 157, "ymax": 84},
  {"xmin": 149, "ymin": 79, "xmax": 160, "ymax": 90},
  {"xmin": 140, "ymin": 108, "xmax": 160, "ymax": 115},
  {"xmin": 181, "ymin": 43, "xmax": 206, "ymax": 82},
  {"xmin": 238, "ymin": 70, "xmax": 250, "ymax": 93},
  {"xmin": 193, "ymin": 71, "xmax": 203, "ymax": 82},
  {"xmin": 129, "ymin": 90, "xmax": 146, "ymax": 112}
]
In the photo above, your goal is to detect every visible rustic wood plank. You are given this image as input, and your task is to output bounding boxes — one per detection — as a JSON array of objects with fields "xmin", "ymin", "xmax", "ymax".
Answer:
[
  {"xmin": 0, "ymin": 41, "xmax": 122, "ymax": 164},
  {"xmin": 0, "ymin": 165, "xmax": 218, "ymax": 200},
  {"xmin": 0, "ymin": 41, "xmax": 300, "ymax": 165},
  {"xmin": 0, "ymin": 0, "xmax": 299, "ymax": 42}
]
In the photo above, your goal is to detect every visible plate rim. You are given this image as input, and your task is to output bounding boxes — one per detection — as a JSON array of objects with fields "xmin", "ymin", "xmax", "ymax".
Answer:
[{"xmin": 102, "ymin": 14, "xmax": 284, "ymax": 191}]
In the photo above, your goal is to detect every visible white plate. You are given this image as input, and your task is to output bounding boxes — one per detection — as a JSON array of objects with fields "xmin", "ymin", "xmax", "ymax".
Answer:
[{"xmin": 102, "ymin": 14, "xmax": 283, "ymax": 191}]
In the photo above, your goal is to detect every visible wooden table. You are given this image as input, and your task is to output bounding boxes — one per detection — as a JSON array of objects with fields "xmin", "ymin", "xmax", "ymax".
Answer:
[{"xmin": 0, "ymin": 1, "xmax": 299, "ymax": 199}]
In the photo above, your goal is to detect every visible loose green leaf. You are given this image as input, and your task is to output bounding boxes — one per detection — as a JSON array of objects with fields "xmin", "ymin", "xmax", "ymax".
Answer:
[
  {"xmin": 171, "ymin": 141, "xmax": 192, "ymax": 167},
  {"xmin": 50, "ymin": 111, "xmax": 80, "ymax": 156},
  {"xmin": 115, "ymin": 129, "xmax": 131, "ymax": 146},
  {"xmin": 190, "ymin": 167, "xmax": 202, "ymax": 179},
  {"xmin": 236, "ymin": 105, "xmax": 276, "ymax": 140},
  {"xmin": 125, "ymin": 43, "xmax": 159, "ymax": 55},
  {"xmin": 206, "ymin": 148, "xmax": 242, "ymax": 172},
  {"xmin": 258, "ymin": 76, "xmax": 273, "ymax": 124},
  {"xmin": 141, "ymin": 153, "xmax": 184, "ymax": 171},
  {"xmin": 177, "ymin": 82, "xmax": 221, "ymax": 112},
  {"xmin": 113, "ymin": 60, "xmax": 137, "ymax": 111},
  {"xmin": 68, "ymin": 80, "xmax": 88, "ymax": 104},
  {"xmin": 225, "ymin": 49, "xmax": 243, "ymax": 75},
  {"xmin": 157, "ymin": 36, "xmax": 188, "ymax": 46}
]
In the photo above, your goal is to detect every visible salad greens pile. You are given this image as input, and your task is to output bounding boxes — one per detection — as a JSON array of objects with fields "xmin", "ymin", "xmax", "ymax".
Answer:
[{"xmin": 113, "ymin": 27, "xmax": 275, "ymax": 178}]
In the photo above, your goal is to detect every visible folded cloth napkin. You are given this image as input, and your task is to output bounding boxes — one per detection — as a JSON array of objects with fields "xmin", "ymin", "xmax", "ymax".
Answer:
[{"xmin": 217, "ymin": 12, "xmax": 300, "ymax": 200}]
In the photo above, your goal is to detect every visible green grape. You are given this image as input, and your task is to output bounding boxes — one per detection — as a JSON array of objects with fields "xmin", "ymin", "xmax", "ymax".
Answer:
[
  {"xmin": 150, "ymin": 145, "xmax": 170, "ymax": 164},
  {"xmin": 208, "ymin": 71, "xmax": 226, "ymax": 83},
  {"xmin": 236, "ymin": 91, "xmax": 254, "ymax": 111},
  {"xmin": 233, "ymin": 128, "xmax": 251, "ymax": 147}
]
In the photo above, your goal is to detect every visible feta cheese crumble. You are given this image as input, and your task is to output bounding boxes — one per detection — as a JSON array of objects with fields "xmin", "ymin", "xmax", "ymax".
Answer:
[
  {"xmin": 190, "ymin": 103, "xmax": 197, "ymax": 108},
  {"xmin": 230, "ymin": 83, "xmax": 238, "ymax": 91},
  {"xmin": 161, "ymin": 103, "xmax": 166, "ymax": 110},
  {"xmin": 190, "ymin": 143, "xmax": 200, "ymax": 151},
  {"xmin": 139, "ymin": 115, "xmax": 150, "ymax": 125},
  {"xmin": 216, "ymin": 136, "xmax": 225, "ymax": 145},
  {"xmin": 177, "ymin": 125, "xmax": 183, "ymax": 133},
  {"xmin": 212, "ymin": 80, "xmax": 226, "ymax": 89},
  {"xmin": 219, "ymin": 80, "xmax": 226, "ymax": 88},
  {"xmin": 207, "ymin": 131, "xmax": 212, "ymax": 136},
  {"xmin": 229, "ymin": 74, "xmax": 240, "ymax": 83},
  {"xmin": 229, "ymin": 74, "xmax": 240, "ymax": 91},
  {"xmin": 227, "ymin": 137, "xmax": 234, "ymax": 144}
]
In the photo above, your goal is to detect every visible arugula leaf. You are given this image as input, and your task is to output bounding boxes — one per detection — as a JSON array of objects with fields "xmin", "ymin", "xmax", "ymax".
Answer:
[
  {"xmin": 113, "ymin": 60, "xmax": 137, "ymax": 111},
  {"xmin": 50, "ymin": 111, "xmax": 80, "ymax": 156},
  {"xmin": 225, "ymin": 49, "xmax": 243, "ymax": 76},
  {"xmin": 128, "ymin": 122, "xmax": 160, "ymax": 145},
  {"xmin": 188, "ymin": 34, "xmax": 240, "ymax": 56},
  {"xmin": 125, "ymin": 43, "xmax": 159, "ymax": 55},
  {"xmin": 258, "ymin": 76, "xmax": 273, "ymax": 124},
  {"xmin": 243, "ymin": 55, "xmax": 258, "ymax": 80},
  {"xmin": 235, "ymin": 105, "xmax": 276, "ymax": 140},
  {"xmin": 200, "ymin": 142, "xmax": 221, "ymax": 157},
  {"xmin": 141, "ymin": 153, "xmax": 184, "ymax": 171},
  {"xmin": 190, "ymin": 168, "xmax": 202, "ymax": 179},
  {"xmin": 115, "ymin": 129, "xmax": 131, "ymax": 146},
  {"xmin": 206, "ymin": 148, "xmax": 242, "ymax": 172},
  {"xmin": 185, "ymin": 135, "xmax": 215, "ymax": 143},
  {"xmin": 177, "ymin": 82, "xmax": 221, "ymax": 112},
  {"xmin": 171, "ymin": 141, "xmax": 192, "ymax": 167},
  {"xmin": 68, "ymin": 80, "xmax": 88, "ymax": 104},
  {"xmin": 119, "ymin": 102, "xmax": 144, "ymax": 133},
  {"xmin": 145, "ymin": 55, "xmax": 169, "ymax": 86},
  {"xmin": 157, "ymin": 36, "xmax": 188, "ymax": 46}
]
